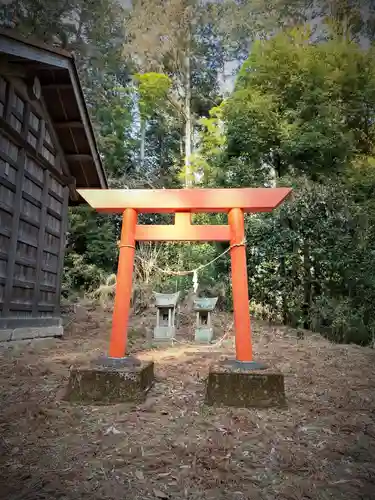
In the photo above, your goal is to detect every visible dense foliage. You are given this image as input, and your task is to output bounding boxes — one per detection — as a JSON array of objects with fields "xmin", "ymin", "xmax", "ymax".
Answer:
[{"xmin": 3, "ymin": 0, "xmax": 375, "ymax": 344}]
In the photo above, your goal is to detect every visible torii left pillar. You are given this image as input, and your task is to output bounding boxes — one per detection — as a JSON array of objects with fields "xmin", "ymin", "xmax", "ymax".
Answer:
[{"xmin": 65, "ymin": 187, "xmax": 291, "ymax": 407}]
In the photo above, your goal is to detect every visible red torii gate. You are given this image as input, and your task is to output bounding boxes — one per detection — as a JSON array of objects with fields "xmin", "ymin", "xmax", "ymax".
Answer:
[{"xmin": 78, "ymin": 187, "xmax": 291, "ymax": 365}]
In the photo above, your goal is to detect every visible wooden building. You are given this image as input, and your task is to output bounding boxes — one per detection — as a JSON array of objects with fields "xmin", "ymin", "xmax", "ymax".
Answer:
[{"xmin": 0, "ymin": 29, "xmax": 107, "ymax": 341}]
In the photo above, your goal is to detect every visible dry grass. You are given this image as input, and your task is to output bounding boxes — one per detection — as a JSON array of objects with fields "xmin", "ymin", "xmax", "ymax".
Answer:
[{"xmin": 0, "ymin": 306, "xmax": 375, "ymax": 500}]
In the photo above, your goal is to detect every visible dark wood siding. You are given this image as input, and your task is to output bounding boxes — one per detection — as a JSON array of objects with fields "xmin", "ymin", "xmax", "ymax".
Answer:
[{"xmin": 0, "ymin": 74, "xmax": 69, "ymax": 322}]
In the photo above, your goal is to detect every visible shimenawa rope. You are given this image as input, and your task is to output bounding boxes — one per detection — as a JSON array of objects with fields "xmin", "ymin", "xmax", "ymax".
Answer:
[{"xmin": 117, "ymin": 239, "xmax": 246, "ymax": 277}]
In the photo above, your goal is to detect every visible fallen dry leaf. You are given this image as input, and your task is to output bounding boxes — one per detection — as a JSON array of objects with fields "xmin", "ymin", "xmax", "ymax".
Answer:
[
  {"xmin": 153, "ymin": 488, "xmax": 169, "ymax": 498},
  {"xmin": 135, "ymin": 470, "xmax": 144, "ymax": 480},
  {"xmin": 104, "ymin": 425, "xmax": 122, "ymax": 435}
]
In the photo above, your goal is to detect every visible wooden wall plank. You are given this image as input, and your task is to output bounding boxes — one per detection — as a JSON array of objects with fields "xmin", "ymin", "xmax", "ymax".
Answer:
[
  {"xmin": 2, "ymin": 148, "xmax": 25, "ymax": 315},
  {"xmin": 54, "ymin": 184, "xmax": 69, "ymax": 317},
  {"xmin": 4, "ymin": 80, "xmax": 12, "ymax": 122},
  {"xmin": 32, "ymin": 168, "xmax": 49, "ymax": 315}
]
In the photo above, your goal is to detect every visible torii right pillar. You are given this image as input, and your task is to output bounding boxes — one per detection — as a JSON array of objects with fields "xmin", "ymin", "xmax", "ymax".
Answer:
[{"xmin": 205, "ymin": 206, "xmax": 289, "ymax": 409}]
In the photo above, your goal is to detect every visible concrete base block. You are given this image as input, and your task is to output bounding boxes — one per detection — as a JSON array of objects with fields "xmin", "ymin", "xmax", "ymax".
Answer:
[
  {"xmin": 195, "ymin": 328, "xmax": 213, "ymax": 343},
  {"xmin": 153, "ymin": 326, "xmax": 176, "ymax": 341},
  {"xmin": 205, "ymin": 362, "xmax": 286, "ymax": 408},
  {"xmin": 38, "ymin": 326, "xmax": 63, "ymax": 338},
  {"xmin": 10, "ymin": 325, "xmax": 63, "ymax": 341},
  {"xmin": 0, "ymin": 325, "xmax": 63, "ymax": 342},
  {"xmin": 0, "ymin": 330, "xmax": 12, "ymax": 342},
  {"xmin": 65, "ymin": 360, "xmax": 155, "ymax": 404}
]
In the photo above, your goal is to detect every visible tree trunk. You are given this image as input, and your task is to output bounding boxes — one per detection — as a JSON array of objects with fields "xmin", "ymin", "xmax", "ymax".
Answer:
[
  {"xmin": 269, "ymin": 165, "xmax": 277, "ymax": 187},
  {"xmin": 184, "ymin": 41, "xmax": 192, "ymax": 187},
  {"xmin": 140, "ymin": 119, "xmax": 146, "ymax": 170},
  {"xmin": 312, "ymin": 256, "xmax": 322, "ymax": 299},
  {"xmin": 280, "ymin": 215, "xmax": 289, "ymax": 325},
  {"xmin": 279, "ymin": 254, "xmax": 290, "ymax": 325},
  {"xmin": 302, "ymin": 240, "xmax": 312, "ymax": 329},
  {"xmin": 274, "ymin": 150, "xmax": 282, "ymax": 178}
]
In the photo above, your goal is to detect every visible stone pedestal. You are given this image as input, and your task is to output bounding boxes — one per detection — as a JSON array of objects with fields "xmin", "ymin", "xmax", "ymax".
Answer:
[
  {"xmin": 65, "ymin": 359, "xmax": 154, "ymax": 404},
  {"xmin": 153, "ymin": 325, "xmax": 176, "ymax": 341},
  {"xmin": 205, "ymin": 361, "xmax": 286, "ymax": 408},
  {"xmin": 195, "ymin": 327, "xmax": 213, "ymax": 343}
]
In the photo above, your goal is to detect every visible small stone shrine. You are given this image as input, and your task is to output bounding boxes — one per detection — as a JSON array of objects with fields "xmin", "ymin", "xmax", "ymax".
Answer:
[
  {"xmin": 193, "ymin": 297, "xmax": 218, "ymax": 343},
  {"xmin": 153, "ymin": 291, "xmax": 180, "ymax": 340}
]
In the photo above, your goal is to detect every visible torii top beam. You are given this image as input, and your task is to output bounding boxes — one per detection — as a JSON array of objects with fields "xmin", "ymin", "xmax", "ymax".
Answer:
[{"xmin": 77, "ymin": 187, "xmax": 292, "ymax": 214}]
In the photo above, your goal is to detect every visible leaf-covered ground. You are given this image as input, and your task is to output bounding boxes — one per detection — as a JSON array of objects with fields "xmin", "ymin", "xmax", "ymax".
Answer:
[{"xmin": 0, "ymin": 307, "xmax": 375, "ymax": 500}]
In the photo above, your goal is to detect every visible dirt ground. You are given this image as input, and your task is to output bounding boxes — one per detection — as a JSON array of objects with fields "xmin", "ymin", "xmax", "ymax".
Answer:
[{"xmin": 0, "ymin": 307, "xmax": 375, "ymax": 500}]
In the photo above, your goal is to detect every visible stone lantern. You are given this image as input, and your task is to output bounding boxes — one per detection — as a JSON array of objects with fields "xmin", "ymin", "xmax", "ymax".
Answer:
[
  {"xmin": 193, "ymin": 297, "xmax": 218, "ymax": 343},
  {"xmin": 153, "ymin": 291, "xmax": 180, "ymax": 340}
]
